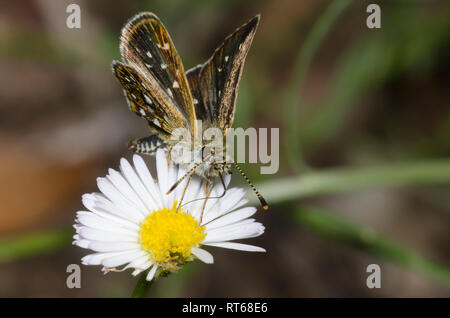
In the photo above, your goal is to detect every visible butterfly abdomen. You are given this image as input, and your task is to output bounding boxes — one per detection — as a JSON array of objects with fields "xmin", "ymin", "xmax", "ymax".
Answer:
[{"xmin": 128, "ymin": 135, "xmax": 167, "ymax": 155}]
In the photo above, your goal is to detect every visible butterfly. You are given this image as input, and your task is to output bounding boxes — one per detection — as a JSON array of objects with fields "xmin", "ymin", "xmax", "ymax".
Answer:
[{"xmin": 112, "ymin": 12, "xmax": 267, "ymax": 217}]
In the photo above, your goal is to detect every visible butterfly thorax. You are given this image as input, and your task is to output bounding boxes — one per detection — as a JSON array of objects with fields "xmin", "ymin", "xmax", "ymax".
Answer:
[{"xmin": 168, "ymin": 139, "xmax": 233, "ymax": 178}]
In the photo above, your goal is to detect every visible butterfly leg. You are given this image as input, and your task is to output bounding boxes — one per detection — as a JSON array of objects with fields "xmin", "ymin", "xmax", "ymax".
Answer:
[
  {"xmin": 217, "ymin": 172, "xmax": 227, "ymax": 199},
  {"xmin": 167, "ymin": 144, "xmax": 174, "ymax": 165},
  {"xmin": 176, "ymin": 174, "xmax": 192, "ymax": 212},
  {"xmin": 200, "ymin": 178, "xmax": 214, "ymax": 224}
]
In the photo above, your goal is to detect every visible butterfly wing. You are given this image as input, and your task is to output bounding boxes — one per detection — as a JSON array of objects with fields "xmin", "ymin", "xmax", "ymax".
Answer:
[
  {"xmin": 187, "ymin": 15, "xmax": 260, "ymax": 132},
  {"xmin": 117, "ymin": 12, "xmax": 198, "ymax": 136},
  {"xmin": 186, "ymin": 64, "xmax": 210, "ymax": 124},
  {"xmin": 113, "ymin": 61, "xmax": 175, "ymax": 135}
]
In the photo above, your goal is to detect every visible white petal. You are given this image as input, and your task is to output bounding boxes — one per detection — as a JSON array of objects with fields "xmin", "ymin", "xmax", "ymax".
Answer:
[
  {"xmin": 87, "ymin": 241, "xmax": 141, "ymax": 253},
  {"xmin": 78, "ymin": 227, "xmax": 138, "ymax": 242},
  {"xmin": 201, "ymin": 188, "xmax": 247, "ymax": 224},
  {"xmin": 93, "ymin": 198, "xmax": 142, "ymax": 224},
  {"xmin": 83, "ymin": 192, "xmax": 141, "ymax": 224},
  {"xmin": 97, "ymin": 178, "xmax": 144, "ymax": 221},
  {"xmin": 126, "ymin": 255, "xmax": 151, "ymax": 269},
  {"xmin": 189, "ymin": 179, "xmax": 213, "ymax": 221},
  {"xmin": 156, "ymin": 149, "xmax": 170, "ymax": 207},
  {"xmin": 133, "ymin": 155, "xmax": 164, "ymax": 209},
  {"xmin": 146, "ymin": 265, "xmax": 158, "ymax": 281},
  {"xmin": 102, "ymin": 250, "xmax": 146, "ymax": 268},
  {"xmin": 77, "ymin": 206, "xmax": 139, "ymax": 231},
  {"xmin": 204, "ymin": 242, "xmax": 266, "ymax": 252},
  {"xmin": 174, "ymin": 166, "xmax": 187, "ymax": 200},
  {"xmin": 182, "ymin": 175, "xmax": 203, "ymax": 216},
  {"xmin": 204, "ymin": 221, "xmax": 265, "ymax": 243},
  {"xmin": 121, "ymin": 256, "xmax": 152, "ymax": 274},
  {"xmin": 106, "ymin": 169, "xmax": 147, "ymax": 214},
  {"xmin": 120, "ymin": 157, "xmax": 158, "ymax": 212},
  {"xmin": 81, "ymin": 193, "xmax": 101, "ymax": 211},
  {"xmin": 73, "ymin": 237, "xmax": 90, "ymax": 248},
  {"xmin": 166, "ymin": 160, "xmax": 178, "ymax": 205},
  {"xmin": 204, "ymin": 207, "xmax": 257, "ymax": 231},
  {"xmin": 191, "ymin": 247, "xmax": 214, "ymax": 264},
  {"xmin": 223, "ymin": 174, "xmax": 231, "ymax": 189},
  {"xmin": 82, "ymin": 251, "xmax": 127, "ymax": 265},
  {"xmin": 201, "ymin": 180, "xmax": 223, "ymax": 218},
  {"xmin": 76, "ymin": 212, "xmax": 137, "ymax": 235},
  {"xmin": 132, "ymin": 268, "xmax": 145, "ymax": 276}
]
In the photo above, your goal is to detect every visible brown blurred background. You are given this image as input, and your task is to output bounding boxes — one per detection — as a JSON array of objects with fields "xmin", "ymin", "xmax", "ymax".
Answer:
[{"xmin": 0, "ymin": 0, "xmax": 449, "ymax": 297}]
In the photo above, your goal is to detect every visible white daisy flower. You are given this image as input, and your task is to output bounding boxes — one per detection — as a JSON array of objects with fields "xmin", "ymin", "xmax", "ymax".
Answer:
[{"xmin": 73, "ymin": 149, "xmax": 265, "ymax": 281}]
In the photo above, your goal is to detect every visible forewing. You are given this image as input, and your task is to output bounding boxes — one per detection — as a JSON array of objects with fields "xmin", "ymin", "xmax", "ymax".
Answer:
[
  {"xmin": 195, "ymin": 15, "xmax": 260, "ymax": 131},
  {"xmin": 186, "ymin": 64, "xmax": 210, "ymax": 124},
  {"xmin": 112, "ymin": 61, "xmax": 174, "ymax": 136},
  {"xmin": 119, "ymin": 12, "xmax": 197, "ymax": 136}
]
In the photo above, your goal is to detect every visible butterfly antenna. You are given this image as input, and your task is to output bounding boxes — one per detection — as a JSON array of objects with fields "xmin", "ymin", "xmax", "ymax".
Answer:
[{"xmin": 233, "ymin": 162, "xmax": 268, "ymax": 210}]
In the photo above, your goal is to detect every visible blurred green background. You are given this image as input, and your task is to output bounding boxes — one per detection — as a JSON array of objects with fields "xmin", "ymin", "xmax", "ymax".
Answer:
[{"xmin": 0, "ymin": 0, "xmax": 449, "ymax": 297}]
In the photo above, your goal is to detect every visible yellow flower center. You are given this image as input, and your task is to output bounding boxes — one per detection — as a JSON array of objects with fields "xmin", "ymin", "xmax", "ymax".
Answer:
[{"xmin": 139, "ymin": 201, "xmax": 206, "ymax": 269}]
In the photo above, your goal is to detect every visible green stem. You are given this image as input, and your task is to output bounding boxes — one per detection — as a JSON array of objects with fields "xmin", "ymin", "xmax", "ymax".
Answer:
[
  {"xmin": 132, "ymin": 270, "xmax": 154, "ymax": 298},
  {"xmin": 252, "ymin": 159, "xmax": 450, "ymax": 205}
]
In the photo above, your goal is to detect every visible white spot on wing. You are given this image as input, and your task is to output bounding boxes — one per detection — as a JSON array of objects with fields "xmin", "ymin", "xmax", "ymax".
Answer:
[
  {"xmin": 161, "ymin": 63, "xmax": 167, "ymax": 69},
  {"xmin": 173, "ymin": 81, "xmax": 179, "ymax": 88},
  {"xmin": 139, "ymin": 108, "xmax": 146, "ymax": 116},
  {"xmin": 144, "ymin": 94, "xmax": 152, "ymax": 104},
  {"xmin": 224, "ymin": 56, "xmax": 229, "ymax": 62},
  {"xmin": 146, "ymin": 51, "xmax": 152, "ymax": 58},
  {"xmin": 193, "ymin": 98, "xmax": 199, "ymax": 105},
  {"xmin": 153, "ymin": 119, "xmax": 161, "ymax": 128}
]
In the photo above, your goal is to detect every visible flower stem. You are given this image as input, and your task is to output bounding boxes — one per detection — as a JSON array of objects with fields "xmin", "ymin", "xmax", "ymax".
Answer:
[{"xmin": 132, "ymin": 271, "xmax": 153, "ymax": 298}]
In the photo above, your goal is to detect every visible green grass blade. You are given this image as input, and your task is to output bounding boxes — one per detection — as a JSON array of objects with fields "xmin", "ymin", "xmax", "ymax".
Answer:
[
  {"xmin": 300, "ymin": 4, "xmax": 450, "ymax": 148},
  {"xmin": 0, "ymin": 229, "xmax": 73, "ymax": 263},
  {"xmin": 294, "ymin": 205, "xmax": 450, "ymax": 287},
  {"xmin": 253, "ymin": 159, "xmax": 450, "ymax": 204},
  {"xmin": 283, "ymin": 0, "xmax": 354, "ymax": 172}
]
